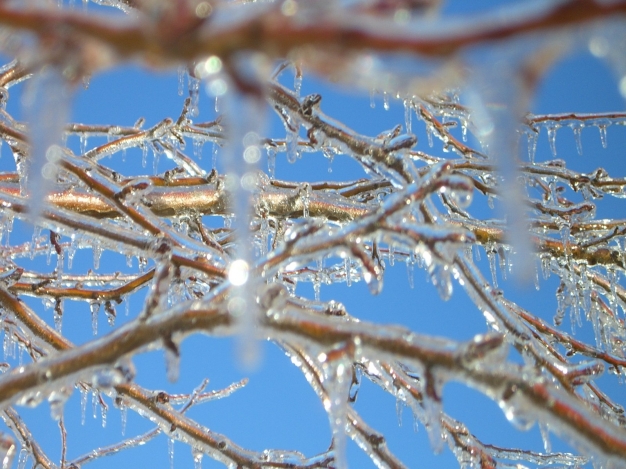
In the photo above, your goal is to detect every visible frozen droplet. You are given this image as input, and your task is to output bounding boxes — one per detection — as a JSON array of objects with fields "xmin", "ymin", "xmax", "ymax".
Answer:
[
  {"xmin": 383, "ymin": 91, "xmax": 390, "ymax": 111},
  {"xmin": 313, "ymin": 279, "xmax": 321, "ymax": 301},
  {"xmin": 90, "ymin": 302, "xmax": 100, "ymax": 335}
]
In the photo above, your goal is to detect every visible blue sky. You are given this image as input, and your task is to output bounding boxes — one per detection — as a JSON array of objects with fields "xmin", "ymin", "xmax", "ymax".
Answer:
[{"xmin": 1, "ymin": 1, "xmax": 626, "ymax": 468}]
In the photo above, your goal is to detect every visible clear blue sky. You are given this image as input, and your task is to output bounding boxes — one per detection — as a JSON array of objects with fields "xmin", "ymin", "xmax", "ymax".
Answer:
[{"xmin": 1, "ymin": 1, "xmax": 626, "ymax": 468}]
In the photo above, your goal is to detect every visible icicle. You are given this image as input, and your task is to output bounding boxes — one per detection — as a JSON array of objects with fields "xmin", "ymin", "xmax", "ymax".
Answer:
[
  {"xmin": 164, "ymin": 338, "xmax": 180, "ymax": 383},
  {"xmin": 80, "ymin": 387, "xmax": 88, "ymax": 425},
  {"xmin": 294, "ymin": 68, "xmax": 302, "ymax": 99},
  {"xmin": 101, "ymin": 403, "xmax": 107, "ymax": 428},
  {"xmin": 153, "ymin": 148, "xmax": 160, "ymax": 174},
  {"xmin": 140, "ymin": 143, "xmax": 148, "ymax": 168},
  {"xmin": 30, "ymin": 226, "xmax": 42, "ymax": 260},
  {"xmin": 104, "ymin": 301, "xmax": 116, "ymax": 327},
  {"xmin": 92, "ymin": 389, "xmax": 99, "ymax": 420},
  {"xmin": 369, "ymin": 89, "xmax": 376, "ymax": 109},
  {"xmin": 90, "ymin": 301, "xmax": 100, "ymax": 335},
  {"xmin": 299, "ymin": 183, "xmax": 310, "ymax": 218},
  {"xmin": 388, "ymin": 243, "xmax": 395, "ymax": 266},
  {"xmin": 92, "ymin": 243, "xmax": 102, "ymax": 270},
  {"xmin": 266, "ymin": 146, "xmax": 276, "ymax": 178},
  {"xmin": 54, "ymin": 299, "xmax": 63, "ymax": 333},
  {"xmin": 349, "ymin": 366, "xmax": 361, "ymax": 403},
  {"xmin": 214, "ymin": 96, "xmax": 220, "ymax": 113},
  {"xmin": 383, "ymin": 91, "xmax": 390, "ymax": 111},
  {"xmin": 345, "ymin": 258, "xmax": 352, "ymax": 287},
  {"xmin": 192, "ymin": 448, "xmax": 203, "ymax": 469},
  {"xmin": 539, "ymin": 422, "xmax": 551, "ymax": 453},
  {"xmin": 404, "ymin": 100, "xmax": 413, "ymax": 134},
  {"xmin": 320, "ymin": 354, "xmax": 351, "ymax": 469},
  {"xmin": 313, "ymin": 279, "xmax": 321, "ymax": 301},
  {"xmin": 16, "ymin": 448, "xmax": 28, "ymax": 469},
  {"xmin": 431, "ymin": 264, "xmax": 453, "ymax": 301},
  {"xmin": 406, "ymin": 257, "xmax": 414, "ymax": 289},
  {"xmin": 545, "ymin": 121, "xmax": 560, "ymax": 157},
  {"xmin": 287, "ymin": 128, "xmax": 298, "ymax": 164},
  {"xmin": 177, "ymin": 67, "xmax": 185, "ymax": 96},
  {"xmin": 193, "ymin": 137, "xmax": 204, "ymax": 159},
  {"xmin": 526, "ymin": 129, "xmax": 538, "ymax": 163},
  {"xmin": 120, "ymin": 401, "xmax": 127, "ymax": 436},
  {"xmin": 569, "ymin": 121, "xmax": 584, "ymax": 155},
  {"xmin": 168, "ymin": 438, "xmax": 175, "ymax": 469},
  {"xmin": 189, "ymin": 76, "xmax": 200, "ymax": 117},
  {"xmin": 0, "ymin": 434, "xmax": 15, "ymax": 469},
  {"xmin": 2, "ymin": 327, "xmax": 15, "ymax": 359},
  {"xmin": 425, "ymin": 122, "xmax": 433, "ymax": 147},
  {"xmin": 486, "ymin": 247, "xmax": 498, "ymax": 287},
  {"xmin": 211, "ymin": 141, "xmax": 219, "ymax": 170},
  {"xmin": 460, "ymin": 117, "xmax": 468, "ymax": 142},
  {"xmin": 79, "ymin": 134, "xmax": 88, "ymax": 154},
  {"xmin": 396, "ymin": 394, "xmax": 404, "ymax": 426},
  {"xmin": 594, "ymin": 118, "xmax": 610, "ymax": 148},
  {"xmin": 67, "ymin": 236, "xmax": 77, "ymax": 269}
]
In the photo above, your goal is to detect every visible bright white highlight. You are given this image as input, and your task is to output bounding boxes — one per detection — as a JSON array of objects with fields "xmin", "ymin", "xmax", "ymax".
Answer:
[{"xmin": 228, "ymin": 259, "xmax": 249, "ymax": 286}]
